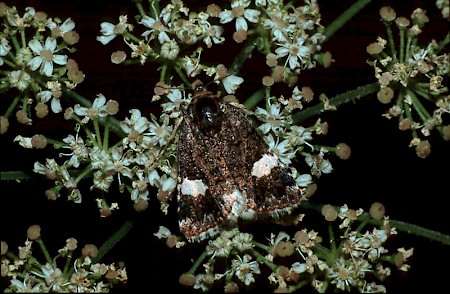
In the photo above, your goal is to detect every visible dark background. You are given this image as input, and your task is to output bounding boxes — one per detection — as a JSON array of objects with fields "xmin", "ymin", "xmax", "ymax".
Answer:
[{"xmin": 2, "ymin": 1, "xmax": 449, "ymax": 293}]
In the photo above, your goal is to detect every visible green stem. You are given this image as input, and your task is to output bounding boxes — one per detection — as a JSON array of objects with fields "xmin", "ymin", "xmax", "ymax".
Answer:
[
  {"xmin": 359, "ymin": 214, "xmax": 450, "ymax": 245},
  {"xmin": 103, "ymin": 117, "xmax": 110, "ymax": 149},
  {"xmin": 4, "ymin": 94, "xmax": 21, "ymax": 118},
  {"xmin": 149, "ymin": 0, "xmax": 160, "ymax": 19},
  {"xmin": 399, "ymin": 28, "xmax": 405, "ymax": 63},
  {"xmin": 252, "ymin": 240, "xmax": 271, "ymax": 252},
  {"xmin": 243, "ymin": 88, "xmax": 265, "ymax": 109},
  {"xmin": 324, "ymin": 0, "xmax": 372, "ymax": 41},
  {"xmin": 407, "ymin": 89, "xmax": 431, "ymax": 121},
  {"xmin": 0, "ymin": 171, "xmax": 37, "ymax": 181},
  {"xmin": 405, "ymin": 32, "xmax": 414, "ymax": 61},
  {"xmin": 437, "ymin": 32, "xmax": 449, "ymax": 53},
  {"xmin": 293, "ymin": 82, "xmax": 380, "ymax": 124},
  {"xmin": 251, "ymin": 248, "xmax": 277, "ymax": 272},
  {"xmin": 62, "ymin": 253, "xmax": 73, "ymax": 276},
  {"xmin": 74, "ymin": 165, "xmax": 93, "ymax": 184},
  {"xmin": 93, "ymin": 119, "xmax": 103, "ymax": 148},
  {"xmin": 187, "ymin": 250, "xmax": 208, "ymax": 275},
  {"xmin": 36, "ymin": 237, "xmax": 53, "ymax": 266},
  {"xmin": 134, "ymin": 0, "xmax": 147, "ymax": 18},
  {"xmin": 403, "ymin": 98, "xmax": 418, "ymax": 139},
  {"xmin": 328, "ymin": 224, "xmax": 337, "ymax": 253},
  {"xmin": 301, "ymin": 201, "xmax": 450, "ymax": 245},
  {"xmin": 174, "ymin": 64, "xmax": 191, "ymax": 87},
  {"xmin": 92, "ymin": 219, "xmax": 135, "ymax": 263},
  {"xmin": 383, "ymin": 21, "xmax": 397, "ymax": 60},
  {"xmin": 228, "ymin": 37, "xmax": 256, "ymax": 75}
]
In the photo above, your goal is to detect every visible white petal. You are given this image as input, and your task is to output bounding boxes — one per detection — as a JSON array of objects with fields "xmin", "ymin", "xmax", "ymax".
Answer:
[
  {"xmin": 275, "ymin": 46, "xmax": 289, "ymax": 58},
  {"xmin": 28, "ymin": 56, "xmax": 42, "ymax": 70},
  {"xmin": 288, "ymin": 55, "xmax": 298, "ymax": 70},
  {"xmin": 37, "ymin": 91, "xmax": 52, "ymax": 103},
  {"xmin": 235, "ymin": 17, "xmax": 248, "ymax": 31},
  {"xmin": 41, "ymin": 60, "xmax": 54, "ymax": 76},
  {"xmin": 296, "ymin": 173, "xmax": 312, "ymax": 187},
  {"xmin": 51, "ymin": 98, "xmax": 62, "ymax": 113},
  {"xmin": 99, "ymin": 22, "xmax": 115, "ymax": 35},
  {"xmin": 74, "ymin": 104, "xmax": 88, "ymax": 116},
  {"xmin": 219, "ymin": 10, "xmax": 234, "ymax": 24},
  {"xmin": 244, "ymin": 9, "xmax": 261, "ymax": 23},
  {"xmin": 60, "ymin": 18, "xmax": 75, "ymax": 32},
  {"xmin": 93, "ymin": 94, "xmax": 106, "ymax": 108},
  {"xmin": 44, "ymin": 37, "xmax": 57, "ymax": 51},
  {"xmin": 52, "ymin": 54, "xmax": 67, "ymax": 65},
  {"xmin": 96, "ymin": 34, "xmax": 116, "ymax": 45},
  {"xmin": 28, "ymin": 39, "xmax": 43, "ymax": 54},
  {"xmin": 138, "ymin": 15, "xmax": 156, "ymax": 28}
]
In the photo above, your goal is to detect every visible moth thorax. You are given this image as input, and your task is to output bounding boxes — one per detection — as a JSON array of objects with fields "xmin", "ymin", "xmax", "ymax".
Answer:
[{"xmin": 194, "ymin": 97, "xmax": 220, "ymax": 130}]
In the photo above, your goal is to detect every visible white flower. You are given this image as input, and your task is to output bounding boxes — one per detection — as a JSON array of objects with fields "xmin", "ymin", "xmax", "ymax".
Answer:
[
  {"xmin": 265, "ymin": 134, "xmax": 295, "ymax": 164},
  {"xmin": 37, "ymin": 90, "xmax": 63, "ymax": 113},
  {"xmin": 139, "ymin": 5, "xmax": 172, "ymax": 40},
  {"xmin": 193, "ymin": 274, "xmax": 209, "ymax": 292},
  {"xmin": 28, "ymin": 37, "xmax": 67, "ymax": 77},
  {"xmin": 255, "ymin": 101, "xmax": 286, "ymax": 134},
  {"xmin": 327, "ymin": 257, "xmax": 357, "ymax": 291},
  {"xmin": 9, "ymin": 274, "xmax": 44, "ymax": 292},
  {"xmin": 232, "ymin": 254, "xmax": 260, "ymax": 286},
  {"xmin": 286, "ymin": 125, "xmax": 313, "ymax": 148},
  {"xmin": 8, "ymin": 70, "xmax": 32, "ymax": 91},
  {"xmin": 60, "ymin": 133, "xmax": 88, "ymax": 168},
  {"xmin": 47, "ymin": 17, "xmax": 76, "ymax": 37},
  {"xmin": 232, "ymin": 233, "xmax": 253, "ymax": 252},
  {"xmin": 147, "ymin": 168, "xmax": 177, "ymax": 198},
  {"xmin": 275, "ymin": 35, "xmax": 310, "ymax": 70},
  {"xmin": 154, "ymin": 226, "xmax": 172, "ymax": 239},
  {"xmin": 160, "ymin": 39, "xmax": 180, "ymax": 60},
  {"xmin": 97, "ymin": 15, "xmax": 132, "ymax": 45},
  {"xmin": 305, "ymin": 150, "xmax": 333, "ymax": 176},
  {"xmin": 0, "ymin": 34, "xmax": 11, "ymax": 66},
  {"xmin": 32, "ymin": 263, "xmax": 65, "ymax": 292},
  {"xmin": 120, "ymin": 109, "xmax": 150, "ymax": 146},
  {"xmin": 74, "ymin": 94, "xmax": 109, "ymax": 123},
  {"xmin": 219, "ymin": 0, "xmax": 261, "ymax": 32},
  {"xmin": 161, "ymin": 89, "xmax": 190, "ymax": 118},
  {"xmin": 206, "ymin": 236, "xmax": 233, "ymax": 258}
]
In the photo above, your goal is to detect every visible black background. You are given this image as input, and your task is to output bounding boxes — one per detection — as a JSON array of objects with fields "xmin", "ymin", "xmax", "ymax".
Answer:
[{"xmin": 1, "ymin": 1, "xmax": 449, "ymax": 293}]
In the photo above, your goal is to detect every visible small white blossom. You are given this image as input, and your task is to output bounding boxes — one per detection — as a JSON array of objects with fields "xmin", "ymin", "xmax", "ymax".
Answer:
[
  {"xmin": 28, "ymin": 37, "xmax": 67, "ymax": 77},
  {"xmin": 97, "ymin": 15, "xmax": 132, "ymax": 45},
  {"xmin": 74, "ymin": 94, "xmax": 109, "ymax": 123},
  {"xmin": 219, "ymin": 0, "xmax": 261, "ymax": 32},
  {"xmin": 231, "ymin": 254, "xmax": 260, "ymax": 286}
]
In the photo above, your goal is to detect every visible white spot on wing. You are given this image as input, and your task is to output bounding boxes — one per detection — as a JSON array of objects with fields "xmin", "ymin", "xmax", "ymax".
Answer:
[
  {"xmin": 181, "ymin": 178, "xmax": 207, "ymax": 196},
  {"xmin": 223, "ymin": 190, "xmax": 246, "ymax": 221},
  {"xmin": 251, "ymin": 154, "xmax": 279, "ymax": 178}
]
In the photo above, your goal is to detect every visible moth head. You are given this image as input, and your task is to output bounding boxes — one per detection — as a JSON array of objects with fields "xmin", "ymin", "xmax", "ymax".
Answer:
[{"xmin": 193, "ymin": 95, "xmax": 221, "ymax": 131}]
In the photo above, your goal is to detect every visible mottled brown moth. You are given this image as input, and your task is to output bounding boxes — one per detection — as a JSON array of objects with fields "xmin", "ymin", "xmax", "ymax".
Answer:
[{"xmin": 177, "ymin": 81, "xmax": 304, "ymax": 242}]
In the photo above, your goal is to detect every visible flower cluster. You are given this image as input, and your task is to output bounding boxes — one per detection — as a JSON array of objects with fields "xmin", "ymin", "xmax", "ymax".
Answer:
[
  {"xmin": 164, "ymin": 202, "xmax": 411, "ymax": 292},
  {"xmin": 366, "ymin": 6, "xmax": 449, "ymax": 158},
  {"xmin": 1, "ymin": 225, "xmax": 127, "ymax": 292},
  {"xmin": 0, "ymin": 2, "xmax": 85, "ymax": 132},
  {"xmin": 3, "ymin": 1, "xmax": 443, "ymax": 293},
  {"xmin": 97, "ymin": 0, "xmax": 325, "ymax": 81},
  {"xmin": 2, "ymin": 1, "xmax": 342, "ymax": 218}
]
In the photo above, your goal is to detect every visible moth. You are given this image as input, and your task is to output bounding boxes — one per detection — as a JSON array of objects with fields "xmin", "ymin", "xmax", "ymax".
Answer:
[{"xmin": 176, "ymin": 81, "xmax": 304, "ymax": 242}]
